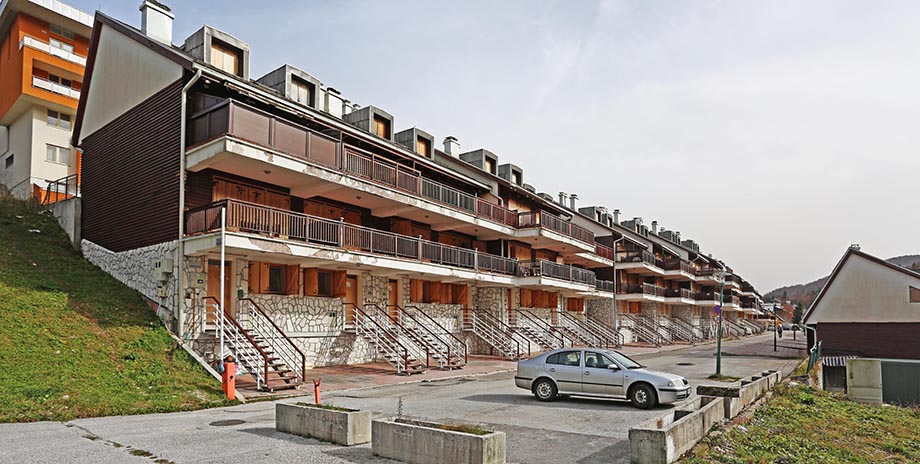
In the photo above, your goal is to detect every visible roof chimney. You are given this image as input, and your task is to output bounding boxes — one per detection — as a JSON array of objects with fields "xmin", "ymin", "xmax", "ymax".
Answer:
[
  {"xmin": 140, "ymin": 1, "xmax": 174, "ymax": 45},
  {"xmin": 443, "ymin": 136, "xmax": 460, "ymax": 157},
  {"xmin": 612, "ymin": 209, "xmax": 620, "ymax": 225},
  {"xmin": 569, "ymin": 193, "xmax": 578, "ymax": 210},
  {"xmin": 558, "ymin": 192, "xmax": 567, "ymax": 205},
  {"xmin": 651, "ymin": 221, "xmax": 658, "ymax": 235},
  {"xmin": 849, "ymin": 243, "xmax": 861, "ymax": 251}
]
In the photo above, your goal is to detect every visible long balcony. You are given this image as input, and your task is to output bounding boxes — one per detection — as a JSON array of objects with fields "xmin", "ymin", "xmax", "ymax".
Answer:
[
  {"xmin": 664, "ymin": 287, "xmax": 695, "ymax": 303},
  {"xmin": 185, "ymin": 199, "xmax": 518, "ymax": 276},
  {"xmin": 32, "ymin": 75, "xmax": 80, "ymax": 100},
  {"xmin": 20, "ymin": 35, "xmax": 87, "ymax": 66},
  {"xmin": 594, "ymin": 243, "xmax": 615, "ymax": 261},
  {"xmin": 187, "ymin": 99, "xmax": 518, "ymax": 230},
  {"xmin": 616, "ymin": 249, "xmax": 665, "ymax": 275},
  {"xmin": 518, "ymin": 210, "xmax": 594, "ymax": 246}
]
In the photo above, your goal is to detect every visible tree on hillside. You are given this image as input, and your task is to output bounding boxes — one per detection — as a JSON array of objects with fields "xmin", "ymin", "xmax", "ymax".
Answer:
[
  {"xmin": 793, "ymin": 303, "xmax": 804, "ymax": 325},
  {"xmin": 782, "ymin": 290, "xmax": 788, "ymax": 301}
]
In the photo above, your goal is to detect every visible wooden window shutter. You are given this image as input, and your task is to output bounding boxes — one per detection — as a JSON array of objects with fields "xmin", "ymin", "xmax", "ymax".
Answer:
[
  {"xmin": 452, "ymin": 284, "xmax": 468, "ymax": 306},
  {"xmin": 248, "ymin": 261, "xmax": 260, "ymax": 293},
  {"xmin": 439, "ymin": 283, "xmax": 452, "ymax": 304},
  {"xmin": 533, "ymin": 290, "xmax": 546, "ymax": 308},
  {"xmin": 521, "ymin": 288, "xmax": 532, "ymax": 307},
  {"xmin": 410, "ymin": 279, "xmax": 423, "ymax": 303},
  {"xmin": 427, "ymin": 281, "xmax": 441, "ymax": 303},
  {"xmin": 547, "ymin": 292, "xmax": 558, "ymax": 309},
  {"xmin": 257, "ymin": 262, "xmax": 270, "ymax": 294},
  {"xmin": 303, "ymin": 268, "xmax": 319, "ymax": 296},
  {"xmin": 333, "ymin": 271, "xmax": 347, "ymax": 297},
  {"xmin": 284, "ymin": 265, "xmax": 299, "ymax": 295}
]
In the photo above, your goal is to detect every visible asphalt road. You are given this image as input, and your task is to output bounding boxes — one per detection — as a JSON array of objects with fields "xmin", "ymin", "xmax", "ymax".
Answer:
[{"xmin": 0, "ymin": 334, "xmax": 799, "ymax": 464}]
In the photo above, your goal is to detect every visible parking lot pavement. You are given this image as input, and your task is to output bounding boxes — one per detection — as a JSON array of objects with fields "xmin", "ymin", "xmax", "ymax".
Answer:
[{"xmin": 0, "ymin": 335, "xmax": 801, "ymax": 464}]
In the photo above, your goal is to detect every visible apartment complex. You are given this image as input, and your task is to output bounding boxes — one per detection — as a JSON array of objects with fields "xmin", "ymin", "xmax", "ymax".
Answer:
[
  {"xmin": 73, "ymin": 3, "xmax": 764, "ymax": 391},
  {"xmin": 0, "ymin": 0, "xmax": 90, "ymax": 200}
]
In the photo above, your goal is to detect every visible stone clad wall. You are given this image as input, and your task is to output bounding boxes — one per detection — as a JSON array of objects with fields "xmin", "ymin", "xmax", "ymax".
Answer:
[{"xmin": 586, "ymin": 298, "xmax": 615, "ymax": 329}]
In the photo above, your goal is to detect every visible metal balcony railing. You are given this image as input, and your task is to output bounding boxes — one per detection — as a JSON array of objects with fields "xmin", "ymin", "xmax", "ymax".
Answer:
[
  {"xmin": 617, "ymin": 249, "xmax": 658, "ymax": 266},
  {"xmin": 618, "ymin": 283, "xmax": 666, "ymax": 296},
  {"xmin": 594, "ymin": 243, "xmax": 615, "ymax": 260},
  {"xmin": 20, "ymin": 35, "xmax": 87, "ymax": 66},
  {"xmin": 32, "ymin": 75, "xmax": 80, "ymax": 99},
  {"xmin": 664, "ymin": 288, "xmax": 694, "ymax": 299}
]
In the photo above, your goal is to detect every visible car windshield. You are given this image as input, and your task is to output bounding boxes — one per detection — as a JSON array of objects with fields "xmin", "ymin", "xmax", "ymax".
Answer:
[{"xmin": 605, "ymin": 350, "xmax": 643, "ymax": 369}]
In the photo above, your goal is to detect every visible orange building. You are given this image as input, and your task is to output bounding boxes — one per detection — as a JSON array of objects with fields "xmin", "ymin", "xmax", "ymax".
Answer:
[{"xmin": 0, "ymin": 0, "xmax": 91, "ymax": 201}]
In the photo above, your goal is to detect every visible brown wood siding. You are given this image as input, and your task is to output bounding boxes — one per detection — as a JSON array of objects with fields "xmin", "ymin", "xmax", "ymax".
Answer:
[
  {"xmin": 81, "ymin": 79, "xmax": 184, "ymax": 252},
  {"xmin": 186, "ymin": 170, "xmax": 213, "ymax": 209},
  {"xmin": 816, "ymin": 322, "xmax": 920, "ymax": 360}
]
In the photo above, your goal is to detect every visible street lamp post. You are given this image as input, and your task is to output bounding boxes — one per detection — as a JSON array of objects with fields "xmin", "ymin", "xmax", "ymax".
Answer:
[
  {"xmin": 773, "ymin": 305, "xmax": 778, "ymax": 352},
  {"xmin": 715, "ymin": 270, "xmax": 726, "ymax": 376}
]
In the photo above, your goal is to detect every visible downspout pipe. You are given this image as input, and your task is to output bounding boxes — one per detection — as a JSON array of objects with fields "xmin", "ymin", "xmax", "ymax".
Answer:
[
  {"xmin": 611, "ymin": 236, "xmax": 625, "ymax": 332},
  {"xmin": 176, "ymin": 68, "xmax": 203, "ymax": 337}
]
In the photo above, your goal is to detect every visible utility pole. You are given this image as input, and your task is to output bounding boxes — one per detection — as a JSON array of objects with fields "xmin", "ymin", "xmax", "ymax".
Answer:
[{"xmin": 773, "ymin": 304, "xmax": 778, "ymax": 352}]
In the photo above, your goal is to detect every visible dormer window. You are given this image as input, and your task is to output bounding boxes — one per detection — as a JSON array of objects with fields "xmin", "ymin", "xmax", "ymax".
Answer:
[
  {"xmin": 484, "ymin": 157, "xmax": 495, "ymax": 174},
  {"xmin": 291, "ymin": 77, "xmax": 315, "ymax": 107},
  {"xmin": 511, "ymin": 171, "xmax": 520, "ymax": 185},
  {"xmin": 373, "ymin": 114, "xmax": 391, "ymax": 139},
  {"xmin": 416, "ymin": 136, "xmax": 431, "ymax": 158},
  {"xmin": 211, "ymin": 39, "xmax": 241, "ymax": 76}
]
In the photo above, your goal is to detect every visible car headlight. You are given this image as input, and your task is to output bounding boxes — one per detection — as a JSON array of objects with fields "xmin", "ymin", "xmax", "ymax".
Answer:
[{"xmin": 668, "ymin": 379, "xmax": 680, "ymax": 387}]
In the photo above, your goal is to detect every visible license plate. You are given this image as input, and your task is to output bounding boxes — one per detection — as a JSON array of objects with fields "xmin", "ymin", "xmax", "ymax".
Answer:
[{"xmin": 677, "ymin": 391, "xmax": 689, "ymax": 399}]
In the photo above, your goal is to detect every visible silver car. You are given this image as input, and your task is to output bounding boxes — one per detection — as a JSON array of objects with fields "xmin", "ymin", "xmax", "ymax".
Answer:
[{"xmin": 514, "ymin": 348, "xmax": 691, "ymax": 409}]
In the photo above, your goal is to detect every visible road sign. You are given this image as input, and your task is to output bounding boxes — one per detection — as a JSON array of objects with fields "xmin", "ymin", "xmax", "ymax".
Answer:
[{"xmin": 713, "ymin": 305, "xmax": 722, "ymax": 315}]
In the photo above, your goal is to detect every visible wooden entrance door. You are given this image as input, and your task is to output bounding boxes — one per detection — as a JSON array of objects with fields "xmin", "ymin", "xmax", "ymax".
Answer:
[
  {"xmin": 344, "ymin": 275, "xmax": 358, "ymax": 325},
  {"xmin": 207, "ymin": 260, "xmax": 233, "ymax": 321},
  {"xmin": 388, "ymin": 279, "xmax": 399, "ymax": 321}
]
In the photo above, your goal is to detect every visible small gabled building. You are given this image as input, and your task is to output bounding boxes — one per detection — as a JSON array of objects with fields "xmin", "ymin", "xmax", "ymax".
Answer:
[{"xmin": 803, "ymin": 246, "xmax": 920, "ymax": 360}]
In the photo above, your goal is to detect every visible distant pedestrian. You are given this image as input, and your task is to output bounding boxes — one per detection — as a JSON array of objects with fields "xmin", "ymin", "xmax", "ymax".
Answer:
[{"xmin": 778, "ymin": 325, "xmax": 784, "ymax": 338}]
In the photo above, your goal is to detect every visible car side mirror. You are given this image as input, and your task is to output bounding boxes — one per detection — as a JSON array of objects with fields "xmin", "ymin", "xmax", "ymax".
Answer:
[{"xmin": 608, "ymin": 365, "xmax": 620, "ymax": 370}]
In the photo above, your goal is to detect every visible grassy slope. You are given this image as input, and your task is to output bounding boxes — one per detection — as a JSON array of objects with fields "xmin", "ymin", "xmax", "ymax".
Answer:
[
  {"xmin": 684, "ymin": 383, "xmax": 920, "ymax": 464},
  {"xmin": 0, "ymin": 197, "xmax": 230, "ymax": 422}
]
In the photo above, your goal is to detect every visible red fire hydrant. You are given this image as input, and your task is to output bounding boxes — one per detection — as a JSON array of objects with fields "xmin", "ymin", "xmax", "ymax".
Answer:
[
  {"xmin": 221, "ymin": 355, "xmax": 236, "ymax": 401},
  {"xmin": 313, "ymin": 378, "xmax": 322, "ymax": 405}
]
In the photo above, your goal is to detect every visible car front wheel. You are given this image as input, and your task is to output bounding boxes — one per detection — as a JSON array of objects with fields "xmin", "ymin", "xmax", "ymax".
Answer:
[
  {"xmin": 533, "ymin": 379, "xmax": 558, "ymax": 402},
  {"xmin": 630, "ymin": 384, "xmax": 657, "ymax": 409}
]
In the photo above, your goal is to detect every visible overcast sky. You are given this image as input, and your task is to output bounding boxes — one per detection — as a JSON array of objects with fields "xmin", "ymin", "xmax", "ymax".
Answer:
[{"xmin": 71, "ymin": 0, "xmax": 920, "ymax": 292}]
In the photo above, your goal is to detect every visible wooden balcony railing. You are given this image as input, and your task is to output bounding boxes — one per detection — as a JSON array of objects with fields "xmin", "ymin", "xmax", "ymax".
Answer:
[
  {"xmin": 185, "ymin": 199, "xmax": 519, "ymax": 276},
  {"xmin": 517, "ymin": 210, "xmax": 594, "ymax": 245},
  {"xmin": 187, "ymin": 99, "xmax": 518, "ymax": 228},
  {"xmin": 596, "ymin": 280, "xmax": 614, "ymax": 292},
  {"xmin": 664, "ymin": 288, "xmax": 694, "ymax": 299},
  {"xmin": 518, "ymin": 260, "xmax": 597, "ymax": 286},
  {"xmin": 664, "ymin": 259, "xmax": 693, "ymax": 273},
  {"xmin": 594, "ymin": 243, "xmax": 615, "ymax": 260},
  {"xmin": 617, "ymin": 283, "xmax": 665, "ymax": 296},
  {"xmin": 617, "ymin": 249, "xmax": 658, "ymax": 266}
]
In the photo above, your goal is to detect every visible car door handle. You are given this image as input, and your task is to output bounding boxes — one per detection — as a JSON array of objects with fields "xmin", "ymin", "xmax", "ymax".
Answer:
[
  {"xmin": 584, "ymin": 372, "xmax": 590, "ymax": 376},
  {"xmin": 548, "ymin": 368, "xmax": 555, "ymax": 372}
]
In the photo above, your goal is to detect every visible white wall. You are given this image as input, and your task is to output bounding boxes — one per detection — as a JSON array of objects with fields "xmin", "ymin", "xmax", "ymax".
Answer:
[
  {"xmin": 79, "ymin": 25, "xmax": 183, "ymax": 143},
  {"xmin": 0, "ymin": 110, "xmax": 34, "ymax": 197},
  {"xmin": 809, "ymin": 253, "xmax": 920, "ymax": 324},
  {"xmin": 30, "ymin": 106, "xmax": 76, "ymax": 184}
]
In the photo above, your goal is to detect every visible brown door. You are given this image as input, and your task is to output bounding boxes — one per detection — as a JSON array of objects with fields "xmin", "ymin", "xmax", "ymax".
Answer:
[
  {"xmin": 344, "ymin": 275, "xmax": 358, "ymax": 325},
  {"xmin": 507, "ymin": 288, "xmax": 516, "ymax": 325},
  {"xmin": 207, "ymin": 260, "xmax": 233, "ymax": 321},
  {"xmin": 388, "ymin": 279, "xmax": 399, "ymax": 321}
]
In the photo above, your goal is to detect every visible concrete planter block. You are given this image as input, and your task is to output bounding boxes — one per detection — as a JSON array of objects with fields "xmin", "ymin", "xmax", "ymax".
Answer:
[
  {"xmin": 275, "ymin": 403, "xmax": 371, "ymax": 445},
  {"xmin": 372, "ymin": 418, "xmax": 506, "ymax": 464},
  {"xmin": 629, "ymin": 396, "xmax": 725, "ymax": 464},
  {"xmin": 696, "ymin": 373, "xmax": 778, "ymax": 420}
]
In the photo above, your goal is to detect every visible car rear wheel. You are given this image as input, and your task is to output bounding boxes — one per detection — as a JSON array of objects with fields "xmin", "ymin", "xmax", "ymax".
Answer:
[
  {"xmin": 533, "ymin": 379, "xmax": 557, "ymax": 402},
  {"xmin": 630, "ymin": 384, "xmax": 657, "ymax": 409}
]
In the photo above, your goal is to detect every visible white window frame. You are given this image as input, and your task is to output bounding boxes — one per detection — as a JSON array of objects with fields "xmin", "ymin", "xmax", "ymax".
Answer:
[{"xmin": 45, "ymin": 145, "xmax": 70, "ymax": 166}]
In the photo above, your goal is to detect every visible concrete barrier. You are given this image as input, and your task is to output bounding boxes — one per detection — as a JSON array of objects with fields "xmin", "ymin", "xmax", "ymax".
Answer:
[
  {"xmin": 372, "ymin": 418, "xmax": 506, "ymax": 464},
  {"xmin": 696, "ymin": 370, "xmax": 781, "ymax": 419},
  {"xmin": 275, "ymin": 403, "xmax": 371, "ymax": 445},
  {"xmin": 628, "ymin": 396, "xmax": 725, "ymax": 464}
]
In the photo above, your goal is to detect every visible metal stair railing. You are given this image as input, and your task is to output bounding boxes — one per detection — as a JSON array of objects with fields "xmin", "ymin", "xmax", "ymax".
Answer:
[
  {"xmin": 516, "ymin": 309, "xmax": 570, "ymax": 349},
  {"xmin": 556, "ymin": 311, "xmax": 611, "ymax": 348},
  {"xmin": 387, "ymin": 305, "xmax": 454, "ymax": 369},
  {"xmin": 238, "ymin": 298, "xmax": 306, "ymax": 384},
  {"xmin": 719, "ymin": 317, "xmax": 747, "ymax": 337},
  {"xmin": 660, "ymin": 315, "xmax": 701, "ymax": 342},
  {"xmin": 468, "ymin": 310, "xmax": 531, "ymax": 358},
  {"xmin": 737, "ymin": 318, "xmax": 764, "ymax": 333},
  {"xmin": 364, "ymin": 304, "xmax": 430, "ymax": 368},
  {"xmin": 201, "ymin": 297, "xmax": 270, "ymax": 390},
  {"xmin": 400, "ymin": 305, "xmax": 468, "ymax": 366},
  {"xmin": 655, "ymin": 317, "xmax": 675, "ymax": 345},
  {"xmin": 700, "ymin": 318, "xmax": 716, "ymax": 339},
  {"xmin": 349, "ymin": 303, "xmax": 413, "ymax": 374},
  {"xmin": 618, "ymin": 313, "xmax": 661, "ymax": 346},
  {"xmin": 582, "ymin": 314, "xmax": 625, "ymax": 347},
  {"xmin": 672, "ymin": 316, "xmax": 704, "ymax": 341}
]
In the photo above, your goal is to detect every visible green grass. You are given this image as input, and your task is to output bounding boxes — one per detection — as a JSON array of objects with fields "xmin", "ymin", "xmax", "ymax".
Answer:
[
  {"xmin": 0, "ymin": 197, "xmax": 231, "ymax": 422},
  {"xmin": 683, "ymin": 383, "xmax": 920, "ymax": 463},
  {"xmin": 295, "ymin": 402, "xmax": 356, "ymax": 412},
  {"xmin": 707, "ymin": 374, "xmax": 741, "ymax": 382}
]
